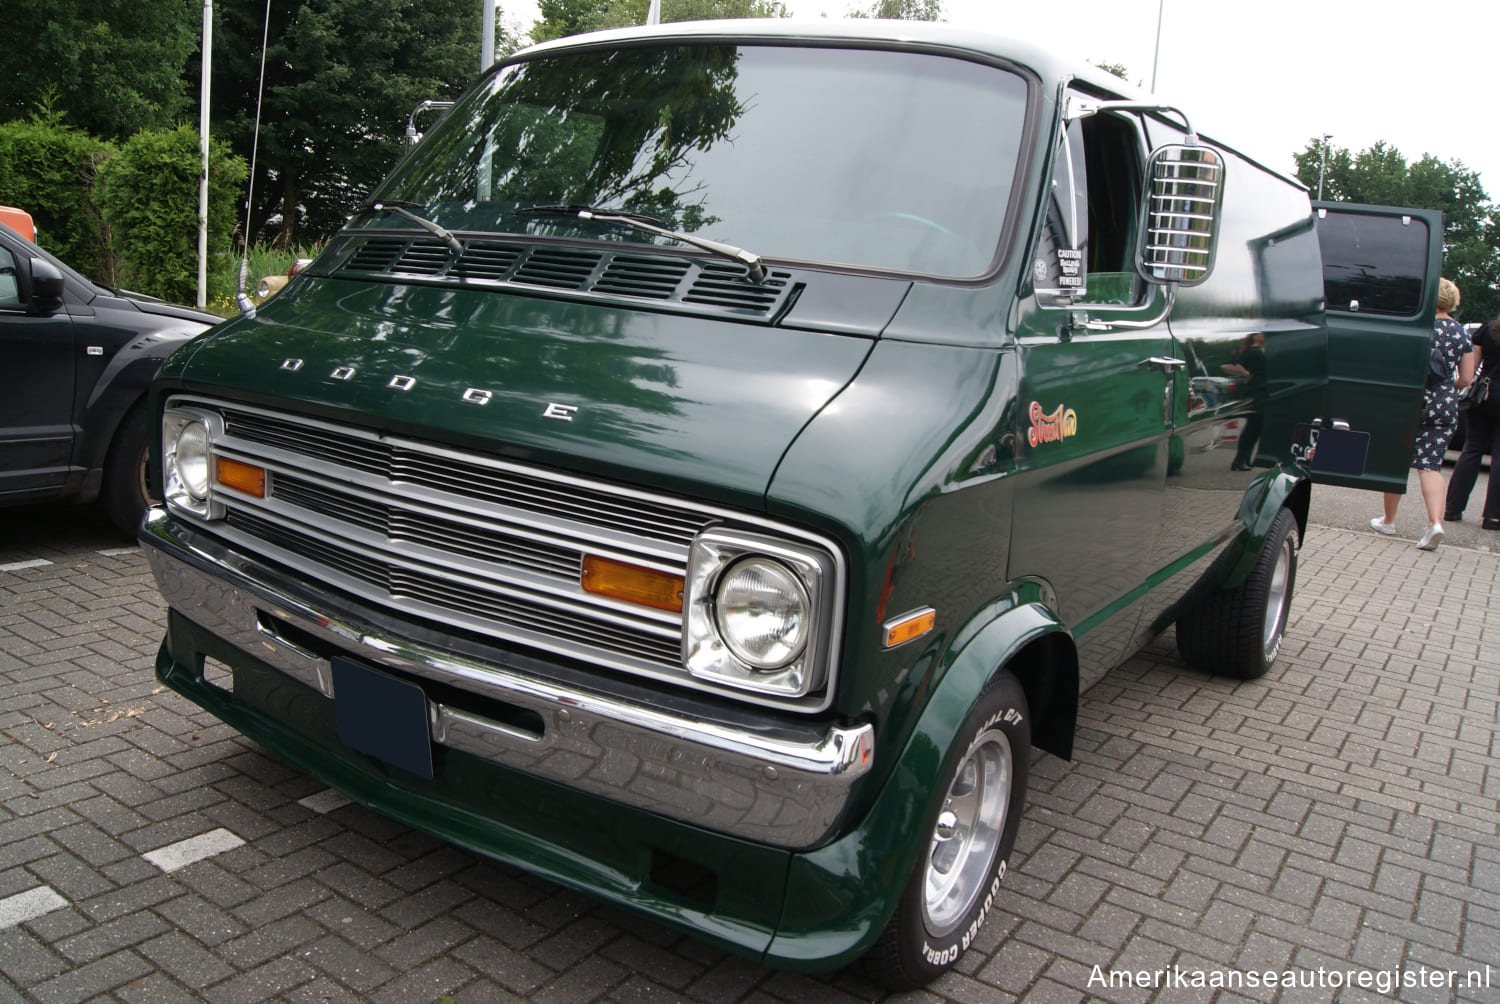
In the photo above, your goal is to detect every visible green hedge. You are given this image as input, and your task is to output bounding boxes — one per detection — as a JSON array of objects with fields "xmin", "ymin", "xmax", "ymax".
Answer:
[
  {"xmin": 0, "ymin": 118, "xmax": 246, "ymax": 304},
  {"xmin": 0, "ymin": 118, "xmax": 114, "ymax": 277},
  {"xmin": 95, "ymin": 125, "xmax": 246, "ymax": 304}
]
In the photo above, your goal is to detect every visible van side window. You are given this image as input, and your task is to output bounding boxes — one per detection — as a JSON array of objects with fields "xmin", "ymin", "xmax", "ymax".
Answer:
[
  {"xmin": 1313, "ymin": 210, "xmax": 1430, "ymax": 316},
  {"xmin": 0, "ymin": 247, "xmax": 20, "ymax": 308},
  {"xmin": 1034, "ymin": 106, "xmax": 1145, "ymax": 308}
]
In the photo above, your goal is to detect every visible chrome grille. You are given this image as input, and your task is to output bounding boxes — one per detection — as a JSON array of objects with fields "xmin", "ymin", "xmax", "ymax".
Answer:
[{"xmin": 183, "ymin": 396, "xmax": 836, "ymax": 700}]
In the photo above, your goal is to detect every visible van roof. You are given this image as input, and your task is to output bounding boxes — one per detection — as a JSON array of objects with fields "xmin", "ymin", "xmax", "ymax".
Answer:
[{"xmin": 515, "ymin": 19, "xmax": 1139, "ymax": 98}]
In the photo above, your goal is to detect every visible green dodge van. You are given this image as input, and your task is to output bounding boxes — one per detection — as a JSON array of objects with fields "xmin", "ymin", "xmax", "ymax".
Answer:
[{"xmin": 139, "ymin": 20, "xmax": 1440, "ymax": 987}]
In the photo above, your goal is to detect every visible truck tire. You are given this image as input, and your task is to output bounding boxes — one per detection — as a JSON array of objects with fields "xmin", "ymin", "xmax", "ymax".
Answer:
[
  {"xmin": 1175, "ymin": 507, "xmax": 1297, "ymax": 680},
  {"xmin": 102, "ymin": 404, "xmax": 154, "ymax": 536},
  {"xmin": 863, "ymin": 671, "xmax": 1030, "ymax": 990}
]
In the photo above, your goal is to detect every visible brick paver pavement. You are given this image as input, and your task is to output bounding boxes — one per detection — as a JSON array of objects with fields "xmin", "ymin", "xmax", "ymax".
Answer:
[{"xmin": 1, "ymin": 505, "xmax": 1496, "ymax": 1003}]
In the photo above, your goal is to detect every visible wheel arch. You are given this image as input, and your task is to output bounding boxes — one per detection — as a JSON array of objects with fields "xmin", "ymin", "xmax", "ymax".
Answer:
[
  {"xmin": 1221, "ymin": 467, "xmax": 1309, "ymax": 589},
  {"xmin": 767, "ymin": 593, "xmax": 1078, "ymax": 969}
]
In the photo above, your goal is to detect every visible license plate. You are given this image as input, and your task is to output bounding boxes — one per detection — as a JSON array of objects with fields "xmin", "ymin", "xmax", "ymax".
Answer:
[
  {"xmin": 331, "ymin": 658, "xmax": 433, "ymax": 780},
  {"xmin": 1292, "ymin": 424, "xmax": 1370, "ymax": 476}
]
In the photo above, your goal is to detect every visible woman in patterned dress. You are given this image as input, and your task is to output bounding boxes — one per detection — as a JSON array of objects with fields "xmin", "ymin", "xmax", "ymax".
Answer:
[{"xmin": 1369, "ymin": 277, "xmax": 1476, "ymax": 550}]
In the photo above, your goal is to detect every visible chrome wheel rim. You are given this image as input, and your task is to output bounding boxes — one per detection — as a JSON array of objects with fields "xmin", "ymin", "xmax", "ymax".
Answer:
[
  {"xmin": 135, "ymin": 448, "xmax": 156, "ymax": 507},
  {"xmin": 1262, "ymin": 535, "xmax": 1294, "ymax": 659},
  {"xmin": 923, "ymin": 726, "xmax": 1013, "ymax": 937}
]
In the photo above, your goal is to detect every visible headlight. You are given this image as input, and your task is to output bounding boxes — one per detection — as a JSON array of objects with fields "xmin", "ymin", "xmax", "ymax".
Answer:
[
  {"xmin": 684, "ymin": 529, "xmax": 839, "ymax": 700},
  {"xmin": 714, "ymin": 558, "xmax": 809, "ymax": 670},
  {"xmin": 176, "ymin": 422, "xmax": 210, "ymax": 498},
  {"xmin": 162, "ymin": 408, "xmax": 225, "ymax": 519}
]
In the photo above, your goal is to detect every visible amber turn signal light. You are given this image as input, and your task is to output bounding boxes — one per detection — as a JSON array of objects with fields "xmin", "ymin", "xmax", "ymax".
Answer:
[
  {"xmin": 214, "ymin": 456, "xmax": 267, "ymax": 498},
  {"xmin": 882, "ymin": 607, "xmax": 936, "ymax": 649},
  {"xmin": 581, "ymin": 554, "xmax": 684, "ymax": 613}
]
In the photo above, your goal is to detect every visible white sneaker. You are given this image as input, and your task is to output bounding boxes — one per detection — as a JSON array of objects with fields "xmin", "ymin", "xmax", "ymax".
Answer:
[
  {"xmin": 1416, "ymin": 524, "xmax": 1444, "ymax": 551},
  {"xmin": 1370, "ymin": 517, "xmax": 1396, "ymax": 536}
]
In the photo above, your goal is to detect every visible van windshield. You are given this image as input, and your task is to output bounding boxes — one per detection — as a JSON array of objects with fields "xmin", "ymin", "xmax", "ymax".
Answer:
[{"xmin": 366, "ymin": 43, "xmax": 1029, "ymax": 278}]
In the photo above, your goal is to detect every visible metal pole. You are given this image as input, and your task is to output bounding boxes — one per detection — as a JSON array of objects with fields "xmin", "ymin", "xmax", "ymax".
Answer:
[
  {"xmin": 481, "ymin": 0, "xmax": 495, "ymax": 71},
  {"xmin": 197, "ymin": 0, "xmax": 211, "ymax": 310},
  {"xmin": 647, "ymin": 0, "xmax": 661, "ymax": 24},
  {"xmin": 1150, "ymin": 0, "xmax": 1164, "ymax": 93},
  {"xmin": 1317, "ymin": 133, "xmax": 1331, "ymax": 200}
]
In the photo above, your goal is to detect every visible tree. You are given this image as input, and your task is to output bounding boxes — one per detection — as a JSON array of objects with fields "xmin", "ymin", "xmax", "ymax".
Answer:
[
  {"xmin": 532, "ymin": 0, "xmax": 786, "ymax": 40},
  {"xmin": 847, "ymin": 0, "xmax": 943, "ymax": 18},
  {"xmin": 209, "ymin": 0, "xmax": 487, "ymax": 245},
  {"xmin": 1293, "ymin": 138, "xmax": 1500, "ymax": 324},
  {"xmin": 0, "ymin": 0, "xmax": 199, "ymax": 141},
  {"xmin": 531, "ymin": 0, "xmax": 611, "ymax": 42}
]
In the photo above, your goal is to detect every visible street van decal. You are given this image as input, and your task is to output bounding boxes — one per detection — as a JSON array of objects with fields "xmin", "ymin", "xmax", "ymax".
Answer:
[{"xmin": 1027, "ymin": 401, "xmax": 1078, "ymax": 447}]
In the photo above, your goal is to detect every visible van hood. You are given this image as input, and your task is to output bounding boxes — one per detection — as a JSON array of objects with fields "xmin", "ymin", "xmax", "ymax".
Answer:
[{"xmin": 171, "ymin": 280, "xmax": 875, "ymax": 505}]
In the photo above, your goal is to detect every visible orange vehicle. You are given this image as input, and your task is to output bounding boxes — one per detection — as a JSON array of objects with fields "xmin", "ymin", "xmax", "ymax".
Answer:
[{"xmin": 0, "ymin": 206, "xmax": 36, "ymax": 242}]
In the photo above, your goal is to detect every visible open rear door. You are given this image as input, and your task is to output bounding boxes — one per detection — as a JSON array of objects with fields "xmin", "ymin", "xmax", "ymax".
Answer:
[{"xmin": 1300, "ymin": 202, "xmax": 1444, "ymax": 492}]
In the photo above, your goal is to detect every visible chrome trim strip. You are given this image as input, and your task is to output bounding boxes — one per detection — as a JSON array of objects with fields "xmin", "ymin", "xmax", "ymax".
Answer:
[{"xmin": 141, "ymin": 509, "xmax": 872, "ymax": 848}]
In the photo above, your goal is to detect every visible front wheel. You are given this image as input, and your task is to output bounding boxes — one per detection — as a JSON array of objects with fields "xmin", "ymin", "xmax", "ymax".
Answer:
[
  {"xmin": 862, "ymin": 672, "xmax": 1030, "ymax": 990},
  {"xmin": 1176, "ymin": 506, "xmax": 1298, "ymax": 679},
  {"xmin": 102, "ymin": 404, "xmax": 154, "ymax": 536}
]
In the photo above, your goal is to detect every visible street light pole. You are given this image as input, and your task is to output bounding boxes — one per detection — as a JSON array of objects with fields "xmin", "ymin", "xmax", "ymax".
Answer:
[
  {"xmin": 1150, "ymin": 0, "xmax": 1164, "ymax": 93},
  {"xmin": 481, "ymin": 0, "xmax": 494, "ymax": 71},
  {"xmin": 197, "ymin": 0, "xmax": 211, "ymax": 310},
  {"xmin": 1317, "ymin": 133, "xmax": 1332, "ymax": 201}
]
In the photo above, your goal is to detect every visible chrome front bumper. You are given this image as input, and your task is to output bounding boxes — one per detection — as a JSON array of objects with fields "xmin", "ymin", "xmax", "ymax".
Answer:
[{"xmin": 139, "ymin": 508, "xmax": 873, "ymax": 849}]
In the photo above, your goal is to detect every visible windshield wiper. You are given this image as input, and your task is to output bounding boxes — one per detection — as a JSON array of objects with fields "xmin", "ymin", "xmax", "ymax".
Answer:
[
  {"xmin": 516, "ymin": 204, "xmax": 766, "ymax": 283},
  {"xmin": 360, "ymin": 200, "xmax": 465, "ymax": 255}
]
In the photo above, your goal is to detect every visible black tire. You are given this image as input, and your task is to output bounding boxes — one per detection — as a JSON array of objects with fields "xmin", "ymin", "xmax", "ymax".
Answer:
[
  {"xmin": 102, "ymin": 404, "xmax": 154, "ymax": 536},
  {"xmin": 863, "ymin": 672, "xmax": 1030, "ymax": 991},
  {"xmin": 1175, "ymin": 507, "xmax": 1298, "ymax": 679}
]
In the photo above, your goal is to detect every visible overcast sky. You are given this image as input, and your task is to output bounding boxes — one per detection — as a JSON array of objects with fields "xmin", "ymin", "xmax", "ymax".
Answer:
[{"xmin": 501, "ymin": 0, "xmax": 1500, "ymax": 194}]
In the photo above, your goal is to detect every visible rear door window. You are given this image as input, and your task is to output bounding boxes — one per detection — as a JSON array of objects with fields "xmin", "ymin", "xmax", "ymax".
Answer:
[{"xmin": 1313, "ymin": 207, "xmax": 1430, "ymax": 317}]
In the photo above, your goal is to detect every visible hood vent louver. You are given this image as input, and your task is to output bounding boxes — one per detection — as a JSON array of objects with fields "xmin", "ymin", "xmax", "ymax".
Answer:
[
  {"xmin": 513, "ymin": 247, "xmax": 604, "ymax": 289},
  {"xmin": 334, "ymin": 235, "xmax": 792, "ymax": 320},
  {"xmin": 451, "ymin": 242, "xmax": 523, "ymax": 280}
]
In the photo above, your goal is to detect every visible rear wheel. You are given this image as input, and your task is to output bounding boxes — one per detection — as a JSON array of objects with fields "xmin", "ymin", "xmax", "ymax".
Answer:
[
  {"xmin": 102, "ymin": 404, "xmax": 154, "ymax": 536},
  {"xmin": 1176, "ymin": 507, "xmax": 1298, "ymax": 679},
  {"xmin": 863, "ymin": 672, "xmax": 1029, "ymax": 990}
]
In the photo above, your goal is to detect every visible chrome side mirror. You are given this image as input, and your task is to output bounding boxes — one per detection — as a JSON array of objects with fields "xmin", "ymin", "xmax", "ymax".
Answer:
[{"xmin": 1137, "ymin": 145, "xmax": 1225, "ymax": 287}]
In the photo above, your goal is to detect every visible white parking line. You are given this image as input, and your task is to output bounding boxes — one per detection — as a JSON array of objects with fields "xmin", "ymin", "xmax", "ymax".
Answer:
[
  {"xmin": 0, "ymin": 559, "xmax": 52, "ymax": 572},
  {"xmin": 143, "ymin": 828, "xmax": 246, "ymax": 872},
  {"xmin": 96, "ymin": 547, "xmax": 140, "ymax": 557},
  {"xmin": 0, "ymin": 887, "xmax": 68, "ymax": 929}
]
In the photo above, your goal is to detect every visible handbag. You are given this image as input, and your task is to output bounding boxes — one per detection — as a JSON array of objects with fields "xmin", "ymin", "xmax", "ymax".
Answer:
[
  {"xmin": 1458, "ymin": 373, "xmax": 1491, "ymax": 411},
  {"xmin": 1427, "ymin": 345, "xmax": 1449, "ymax": 388}
]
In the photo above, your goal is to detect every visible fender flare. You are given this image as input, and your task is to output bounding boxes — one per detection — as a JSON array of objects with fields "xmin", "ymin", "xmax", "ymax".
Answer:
[
  {"xmin": 1220, "ymin": 466, "xmax": 1310, "ymax": 589},
  {"xmin": 765, "ymin": 594, "xmax": 1074, "ymax": 969},
  {"xmin": 75, "ymin": 340, "xmax": 186, "ymax": 473}
]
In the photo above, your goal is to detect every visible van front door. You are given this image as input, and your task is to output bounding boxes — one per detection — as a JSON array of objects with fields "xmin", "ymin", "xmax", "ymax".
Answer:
[
  {"xmin": 1306, "ymin": 202, "xmax": 1444, "ymax": 492},
  {"xmin": 1008, "ymin": 106, "xmax": 1169, "ymax": 686}
]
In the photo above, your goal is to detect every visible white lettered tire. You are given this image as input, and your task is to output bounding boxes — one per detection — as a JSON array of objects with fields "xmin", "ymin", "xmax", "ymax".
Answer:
[{"xmin": 863, "ymin": 671, "xmax": 1030, "ymax": 989}]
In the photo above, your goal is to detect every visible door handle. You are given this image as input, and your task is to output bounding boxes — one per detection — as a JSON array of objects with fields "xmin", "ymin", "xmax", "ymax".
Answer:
[{"xmin": 1138, "ymin": 356, "xmax": 1187, "ymax": 373}]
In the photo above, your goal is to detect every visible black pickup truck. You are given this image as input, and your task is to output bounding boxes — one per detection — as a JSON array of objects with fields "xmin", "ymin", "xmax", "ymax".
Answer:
[{"xmin": 0, "ymin": 220, "xmax": 219, "ymax": 532}]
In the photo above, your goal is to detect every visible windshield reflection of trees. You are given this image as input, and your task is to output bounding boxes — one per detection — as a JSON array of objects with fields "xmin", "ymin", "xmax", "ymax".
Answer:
[{"xmin": 386, "ymin": 45, "xmax": 743, "ymax": 238}]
